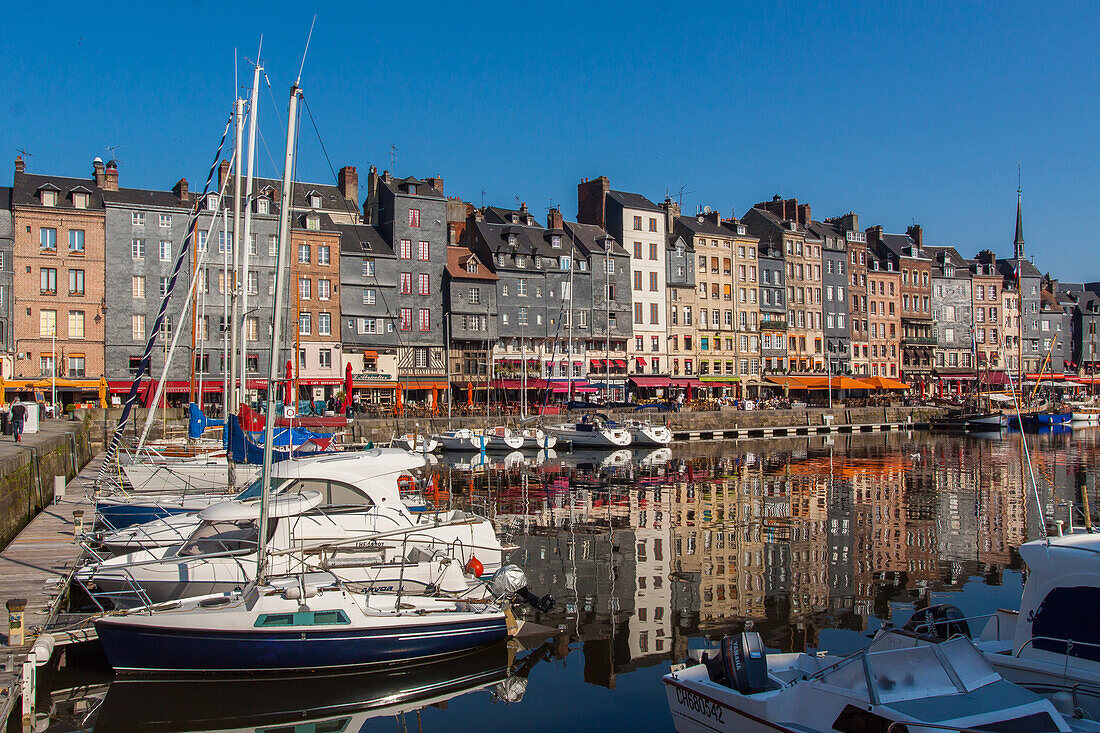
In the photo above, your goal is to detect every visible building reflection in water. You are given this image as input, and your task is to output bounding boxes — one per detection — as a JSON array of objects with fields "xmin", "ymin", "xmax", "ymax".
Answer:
[{"xmin": 442, "ymin": 429, "xmax": 1100, "ymax": 687}]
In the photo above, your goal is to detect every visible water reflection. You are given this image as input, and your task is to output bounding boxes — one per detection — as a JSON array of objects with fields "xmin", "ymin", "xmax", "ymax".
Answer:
[{"xmin": 39, "ymin": 429, "xmax": 1100, "ymax": 731}]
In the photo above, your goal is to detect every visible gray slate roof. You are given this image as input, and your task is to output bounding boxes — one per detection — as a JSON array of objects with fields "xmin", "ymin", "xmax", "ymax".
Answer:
[
  {"xmin": 337, "ymin": 223, "xmax": 394, "ymax": 257},
  {"xmin": 607, "ymin": 190, "xmax": 661, "ymax": 213},
  {"xmin": 13, "ymin": 173, "xmax": 104, "ymax": 209}
]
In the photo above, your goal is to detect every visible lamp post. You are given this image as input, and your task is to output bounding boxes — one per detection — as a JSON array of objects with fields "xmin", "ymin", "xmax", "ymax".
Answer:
[{"xmin": 51, "ymin": 320, "xmax": 57, "ymax": 416}]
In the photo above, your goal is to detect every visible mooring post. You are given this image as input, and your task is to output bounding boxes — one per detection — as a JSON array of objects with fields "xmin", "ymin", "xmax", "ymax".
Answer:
[
  {"xmin": 7, "ymin": 599, "xmax": 27, "ymax": 646},
  {"xmin": 20, "ymin": 649, "xmax": 35, "ymax": 733},
  {"xmin": 72, "ymin": 509, "xmax": 84, "ymax": 539}
]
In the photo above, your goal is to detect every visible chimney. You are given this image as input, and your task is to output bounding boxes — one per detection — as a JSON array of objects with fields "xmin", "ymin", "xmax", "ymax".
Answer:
[
  {"xmin": 381, "ymin": 170, "xmax": 392, "ymax": 184},
  {"xmin": 704, "ymin": 210, "xmax": 721, "ymax": 227},
  {"xmin": 93, "ymin": 157, "xmax": 105, "ymax": 187},
  {"xmin": 547, "ymin": 206, "xmax": 563, "ymax": 230},
  {"xmin": 577, "ymin": 175, "xmax": 610, "ymax": 227},
  {"xmin": 659, "ymin": 198, "xmax": 681, "ymax": 234},
  {"xmin": 425, "ymin": 176, "xmax": 444, "ymax": 194},
  {"xmin": 756, "ymin": 196, "xmax": 799, "ymax": 223},
  {"xmin": 218, "ymin": 160, "xmax": 230, "ymax": 189},
  {"xmin": 173, "ymin": 178, "xmax": 190, "ymax": 202},
  {"xmin": 797, "ymin": 204, "xmax": 811, "ymax": 226},
  {"xmin": 14, "ymin": 156, "xmax": 25, "ymax": 174},
  {"xmin": 906, "ymin": 224, "xmax": 923, "ymax": 248},
  {"xmin": 866, "ymin": 225, "xmax": 883, "ymax": 245},
  {"xmin": 338, "ymin": 166, "xmax": 358, "ymax": 206},
  {"xmin": 838, "ymin": 212, "xmax": 859, "ymax": 233},
  {"xmin": 364, "ymin": 165, "xmax": 380, "ymax": 224},
  {"xmin": 103, "ymin": 160, "xmax": 119, "ymax": 191}
]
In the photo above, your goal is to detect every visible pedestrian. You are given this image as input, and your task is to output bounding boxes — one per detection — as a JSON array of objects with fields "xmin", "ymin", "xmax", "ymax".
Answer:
[{"xmin": 10, "ymin": 397, "xmax": 27, "ymax": 443}]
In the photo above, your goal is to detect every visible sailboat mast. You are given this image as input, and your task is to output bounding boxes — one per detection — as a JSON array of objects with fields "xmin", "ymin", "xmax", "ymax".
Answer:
[
  {"xmin": 258, "ymin": 83, "xmax": 302, "ymax": 582},
  {"xmin": 567, "ymin": 241, "xmax": 575, "ymax": 402},
  {"xmin": 228, "ymin": 98, "xmax": 245, "ymax": 411},
  {"xmin": 238, "ymin": 59, "xmax": 262, "ymax": 408},
  {"xmin": 221, "ymin": 205, "xmax": 231, "ymax": 423}
]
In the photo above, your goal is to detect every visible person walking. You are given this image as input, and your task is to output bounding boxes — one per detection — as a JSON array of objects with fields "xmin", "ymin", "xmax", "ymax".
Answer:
[{"xmin": 10, "ymin": 398, "xmax": 27, "ymax": 443}]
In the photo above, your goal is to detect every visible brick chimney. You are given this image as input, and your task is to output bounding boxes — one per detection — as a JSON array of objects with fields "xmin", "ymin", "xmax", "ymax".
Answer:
[
  {"xmin": 425, "ymin": 176, "xmax": 444, "ymax": 194},
  {"xmin": 797, "ymin": 204, "xmax": 811, "ymax": 226},
  {"xmin": 14, "ymin": 156, "xmax": 25, "ymax": 174},
  {"xmin": 93, "ymin": 157, "xmax": 105, "ymax": 187},
  {"xmin": 836, "ymin": 212, "xmax": 859, "ymax": 233},
  {"xmin": 364, "ymin": 165, "xmax": 380, "ymax": 225},
  {"xmin": 704, "ymin": 210, "xmax": 722, "ymax": 227},
  {"xmin": 756, "ymin": 195, "xmax": 799, "ymax": 223},
  {"xmin": 103, "ymin": 160, "xmax": 119, "ymax": 191},
  {"xmin": 218, "ymin": 160, "xmax": 231, "ymax": 189},
  {"xmin": 173, "ymin": 178, "xmax": 190, "ymax": 202},
  {"xmin": 866, "ymin": 225, "xmax": 883, "ymax": 245},
  {"xmin": 659, "ymin": 198, "xmax": 680, "ymax": 233},
  {"xmin": 338, "ymin": 166, "xmax": 358, "ymax": 204},
  {"xmin": 906, "ymin": 224, "xmax": 923, "ymax": 247},
  {"xmin": 547, "ymin": 206, "xmax": 563, "ymax": 230},
  {"xmin": 577, "ymin": 176, "xmax": 610, "ymax": 227}
]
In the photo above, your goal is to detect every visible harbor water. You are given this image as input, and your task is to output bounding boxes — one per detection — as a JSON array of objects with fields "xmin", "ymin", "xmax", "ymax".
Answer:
[{"xmin": 37, "ymin": 427, "xmax": 1095, "ymax": 731}]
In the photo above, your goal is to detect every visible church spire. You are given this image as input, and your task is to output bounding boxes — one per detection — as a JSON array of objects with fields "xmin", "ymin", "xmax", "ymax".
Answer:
[{"xmin": 1014, "ymin": 169, "xmax": 1025, "ymax": 260}]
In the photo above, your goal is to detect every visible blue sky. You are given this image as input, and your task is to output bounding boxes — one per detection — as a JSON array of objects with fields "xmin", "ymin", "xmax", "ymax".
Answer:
[{"xmin": 4, "ymin": 1, "xmax": 1096, "ymax": 277}]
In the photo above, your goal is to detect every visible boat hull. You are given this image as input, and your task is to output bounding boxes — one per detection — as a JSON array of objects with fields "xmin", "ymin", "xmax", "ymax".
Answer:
[
  {"xmin": 95, "ymin": 615, "xmax": 508, "ymax": 673},
  {"xmin": 664, "ymin": 677, "xmax": 793, "ymax": 733},
  {"xmin": 96, "ymin": 503, "xmax": 198, "ymax": 530}
]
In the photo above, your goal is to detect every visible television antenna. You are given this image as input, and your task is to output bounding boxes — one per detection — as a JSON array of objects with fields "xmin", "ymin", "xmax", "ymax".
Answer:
[
  {"xmin": 389, "ymin": 144, "xmax": 398, "ymax": 167},
  {"xmin": 16, "ymin": 147, "xmax": 33, "ymax": 160},
  {"xmin": 106, "ymin": 145, "xmax": 124, "ymax": 165}
]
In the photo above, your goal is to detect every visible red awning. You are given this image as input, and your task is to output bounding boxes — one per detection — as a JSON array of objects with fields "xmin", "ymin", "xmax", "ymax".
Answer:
[
  {"xmin": 574, "ymin": 385, "xmax": 598, "ymax": 393},
  {"xmin": 491, "ymin": 379, "xmax": 549, "ymax": 389},
  {"xmin": 107, "ymin": 380, "xmax": 223, "ymax": 394},
  {"xmin": 635, "ymin": 357, "xmax": 647, "ymax": 365},
  {"xmin": 629, "ymin": 376, "xmax": 671, "ymax": 387},
  {"xmin": 589, "ymin": 359, "xmax": 603, "ymax": 368},
  {"xmin": 614, "ymin": 359, "xmax": 627, "ymax": 368}
]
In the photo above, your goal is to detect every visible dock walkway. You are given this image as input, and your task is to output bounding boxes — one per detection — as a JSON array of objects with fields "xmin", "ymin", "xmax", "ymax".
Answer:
[{"xmin": 0, "ymin": 449, "xmax": 101, "ymax": 728}]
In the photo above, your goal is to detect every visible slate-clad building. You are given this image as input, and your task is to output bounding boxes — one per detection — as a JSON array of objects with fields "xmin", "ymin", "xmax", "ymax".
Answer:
[
  {"xmin": 810, "ymin": 221, "xmax": 850, "ymax": 374},
  {"xmin": 442, "ymin": 243, "xmax": 497, "ymax": 396},
  {"xmin": 757, "ymin": 236, "xmax": 787, "ymax": 371},
  {"xmin": 0, "ymin": 186, "xmax": 13, "ymax": 378},
  {"xmin": 926, "ymin": 246, "xmax": 974, "ymax": 391},
  {"xmin": 665, "ymin": 221, "xmax": 696, "ymax": 379}
]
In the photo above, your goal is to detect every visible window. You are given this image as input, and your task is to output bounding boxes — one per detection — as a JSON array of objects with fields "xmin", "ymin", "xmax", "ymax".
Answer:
[
  {"xmin": 649, "ymin": 217, "xmax": 658, "ymax": 232},
  {"xmin": 649, "ymin": 242, "xmax": 658, "ymax": 260},
  {"xmin": 518, "ymin": 307, "xmax": 529, "ymax": 325},
  {"xmin": 634, "ymin": 271, "xmax": 642, "ymax": 291},
  {"xmin": 399, "ymin": 239, "xmax": 412, "ymax": 259},
  {"xmin": 219, "ymin": 231, "xmax": 232, "ymax": 255},
  {"xmin": 64, "ymin": 355, "xmax": 86, "ymax": 377},
  {"xmin": 465, "ymin": 258, "xmax": 478, "ymax": 274},
  {"xmin": 418, "ymin": 241, "xmax": 429, "ymax": 261},
  {"xmin": 606, "ymin": 258, "xmax": 616, "ymax": 275},
  {"xmin": 197, "ymin": 231, "xmax": 208, "ymax": 252},
  {"xmin": 68, "ymin": 310, "xmax": 85, "ymax": 339},
  {"xmin": 318, "ymin": 245, "xmax": 330, "ymax": 265},
  {"xmin": 132, "ymin": 314, "xmax": 145, "ymax": 340},
  {"xmin": 314, "ymin": 349, "xmax": 330, "ymax": 369},
  {"xmin": 418, "ymin": 308, "xmax": 430, "ymax": 331},
  {"xmin": 159, "ymin": 277, "xmax": 170, "ymax": 297},
  {"xmin": 66, "ymin": 229, "xmax": 86, "ymax": 253},
  {"xmin": 132, "ymin": 275, "xmax": 145, "ymax": 298},
  {"xmin": 40, "ymin": 268, "xmax": 57, "ymax": 294},
  {"xmin": 298, "ymin": 244, "xmax": 310, "ymax": 263},
  {"xmin": 298, "ymin": 311, "xmax": 312, "ymax": 335},
  {"xmin": 362, "ymin": 259, "xmax": 375, "ymax": 277},
  {"xmin": 408, "ymin": 209, "xmax": 421, "ymax": 227},
  {"xmin": 551, "ymin": 235, "xmax": 562, "ymax": 248},
  {"xmin": 318, "ymin": 279, "xmax": 331, "ymax": 300},
  {"xmin": 633, "ymin": 216, "xmax": 642, "ymax": 230},
  {"xmin": 295, "ymin": 277, "xmax": 311, "ymax": 300},
  {"xmin": 244, "ymin": 317, "xmax": 258, "ymax": 341},
  {"xmin": 318, "ymin": 312, "xmax": 331, "ymax": 336},
  {"xmin": 39, "ymin": 355, "xmax": 55, "ymax": 375},
  {"xmin": 400, "ymin": 307, "xmax": 412, "ymax": 331},
  {"xmin": 400, "ymin": 273, "xmax": 412, "ymax": 294},
  {"xmin": 268, "ymin": 235, "xmax": 277, "ymax": 257},
  {"xmin": 650, "ymin": 303, "xmax": 659, "ymax": 324},
  {"xmin": 649, "ymin": 272, "xmax": 658, "ymax": 291},
  {"xmin": 469, "ymin": 287, "xmax": 480, "ymax": 305},
  {"xmin": 39, "ymin": 308, "xmax": 57, "ymax": 337},
  {"xmin": 132, "ymin": 212, "xmax": 145, "ymax": 226},
  {"xmin": 633, "ymin": 242, "xmax": 642, "ymax": 259},
  {"xmin": 247, "ymin": 271, "xmax": 258, "ymax": 295},
  {"xmin": 418, "ymin": 273, "xmax": 430, "ymax": 296},
  {"xmin": 634, "ymin": 303, "xmax": 643, "ymax": 324},
  {"xmin": 40, "ymin": 227, "xmax": 57, "ymax": 251},
  {"xmin": 559, "ymin": 256, "xmax": 571, "ymax": 270}
]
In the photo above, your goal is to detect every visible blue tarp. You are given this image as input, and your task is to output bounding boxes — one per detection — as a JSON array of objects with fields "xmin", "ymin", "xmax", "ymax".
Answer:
[
  {"xmin": 225, "ymin": 414, "xmax": 334, "ymax": 465},
  {"xmin": 188, "ymin": 402, "xmax": 225, "ymax": 439}
]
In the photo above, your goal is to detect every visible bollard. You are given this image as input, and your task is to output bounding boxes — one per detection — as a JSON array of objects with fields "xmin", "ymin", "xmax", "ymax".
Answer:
[
  {"xmin": 53, "ymin": 475, "xmax": 65, "ymax": 504},
  {"xmin": 21, "ymin": 650, "xmax": 35, "ymax": 733},
  {"xmin": 72, "ymin": 509, "xmax": 85, "ymax": 538},
  {"xmin": 7, "ymin": 598, "xmax": 27, "ymax": 647}
]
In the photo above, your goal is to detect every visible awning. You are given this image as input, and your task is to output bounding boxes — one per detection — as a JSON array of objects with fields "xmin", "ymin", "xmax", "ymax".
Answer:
[
  {"xmin": 361, "ymin": 350, "xmax": 379, "ymax": 358},
  {"xmin": 980, "ymin": 371, "xmax": 1010, "ymax": 386},
  {"xmin": 352, "ymin": 380, "xmax": 398, "ymax": 389},
  {"xmin": 589, "ymin": 359, "xmax": 603, "ymax": 368},
  {"xmin": 614, "ymin": 359, "xmax": 627, "ymax": 368},
  {"xmin": 491, "ymin": 379, "xmax": 550, "ymax": 389},
  {"xmin": 635, "ymin": 357, "xmax": 647, "ymax": 365},
  {"xmin": 1025, "ymin": 373, "xmax": 1065, "ymax": 381},
  {"xmin": 764, "ymin": 375, "xmax": 812, "ymax": 389},
  {"xmin": 398, "ymin": 380, "xmax": 449, "ymax": 389},
  {"xmin": 861, "ymin": 376, "xmax": 911, "ymax": 390},
  {"xmin": 629, "ymin": 376, "xmax": 671, "ymax": 387}
]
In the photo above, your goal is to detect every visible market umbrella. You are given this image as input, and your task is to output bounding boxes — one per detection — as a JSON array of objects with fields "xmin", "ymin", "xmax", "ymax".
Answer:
[
  {"xmin": 394, "ymin": 383, "xmax": 404, "ymax": 415},
  {"xmin": 431, "ymin": 386, "xmax": 439, "ymax": 414},
  {"xmin": 284, "ymin": 360, "xmax": 294, "ymax": 408},
  {"xmin": 466, "ymin": 383, "xmax": 474, "ymax": 407},
  {"xmin": 863, "ymin": 375, "xmax": 911, "ymax": 390},
  {"xmin": 343, "ymin": 362, "xmax": 353, "ymax": 410}
]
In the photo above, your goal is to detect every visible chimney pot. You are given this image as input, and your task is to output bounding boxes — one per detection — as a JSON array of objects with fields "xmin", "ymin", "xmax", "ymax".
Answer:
[
  {"xmin": 102, "ymin": 160, "xmax": 119, "ymax": 191},
  {"xmin": 15, "ymin": 156, "xmax": 25, "ymax": 174},
  {"xmin": 173, "ymin": 177, "xmax": 190, "ymax": 202}
]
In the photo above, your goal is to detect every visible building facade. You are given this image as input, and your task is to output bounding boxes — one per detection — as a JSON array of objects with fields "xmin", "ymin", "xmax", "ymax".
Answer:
[
  {"xmin": 926, "ymin": 247, "xmax": 974, "ymax": 390},
  {"xmin": 0, "ymin": 186, "xmax": 13, "ymax": 379}
]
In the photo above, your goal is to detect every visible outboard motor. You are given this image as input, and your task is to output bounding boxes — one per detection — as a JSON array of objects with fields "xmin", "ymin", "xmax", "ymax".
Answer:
[
  {"xmin": 903, "ymin": 604, "xmax": 971, "ymax": 640},
  {"xmin": 489, "ymin": 564, "xmax": 555, "ymax": 612},
  {"xmin": 703, "ymin": 632, "xmax": 768, "ymax": 694}
]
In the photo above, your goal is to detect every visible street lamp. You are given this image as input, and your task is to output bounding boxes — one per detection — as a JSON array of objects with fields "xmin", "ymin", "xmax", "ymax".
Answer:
[{"xmin": 51, "ymin": 320, "xmax": 57, "ymax": 416}]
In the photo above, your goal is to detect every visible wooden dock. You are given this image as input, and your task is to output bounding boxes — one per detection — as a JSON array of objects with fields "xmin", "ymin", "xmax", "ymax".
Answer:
[
  {"xmin": 671, "ymin": 419, "xmax": 927, "ymax": 442},
  {"xmin": 0, "ymin": 454, "xmax": 101, "ymax": 728}
]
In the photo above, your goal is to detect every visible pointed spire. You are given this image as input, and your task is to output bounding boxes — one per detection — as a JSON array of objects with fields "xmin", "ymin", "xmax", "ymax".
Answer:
[{"xmin": 1014, "ymin": 169, "xmax": 1025, "ymax": 260}]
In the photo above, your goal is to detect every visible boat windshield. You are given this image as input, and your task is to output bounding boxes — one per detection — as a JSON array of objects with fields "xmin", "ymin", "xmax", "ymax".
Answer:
[
  {"xmin": 234, "ymin": 477, "xmax": 292, "ymax": 502},
  {"xmin": 178, "ymin": 520, "xmax": 259, "ymax": 556}
]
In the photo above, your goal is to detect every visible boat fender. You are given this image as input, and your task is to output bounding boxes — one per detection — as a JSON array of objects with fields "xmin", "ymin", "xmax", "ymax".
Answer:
[
  {"xmin": 703, "ymin": 632, "xmax": 768, "ymax": 694},
  {"xmin": 465, "ymin": 556, "xmax": 485, "ymax": 578},
  {"xmin": 282, "ymin": 585, "xmax": 318, "ymax": 601},
  {"xmin": 902, "ymin": 604, "xmax": 971, "ymax": 640}
]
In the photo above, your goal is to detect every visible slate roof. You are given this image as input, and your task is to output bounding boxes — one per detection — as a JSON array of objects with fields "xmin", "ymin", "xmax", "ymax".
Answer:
[
  {"xmin": 0, "ymin": 186, "xmax": 11, "ymax": 210},
  {"xmin": 102, "ymin": 186, "xmax": 192, "ymax": 209},
  {"xmin": 483, "ymin": 206, "xmax": 540, "ymax": 227},
  {"xmin": 1040, "ymin": 290, "xmax": 1063, "ymax": 312},
  {"xmin": 380, "ymin": 175, "xmax": 446, "ymax": 200},
  {"xmin": 565, "ymin": 220, "xmax": 627, "ymax": 257},
  {"xmin": 996, "ymin": 257, "xmax": 1041, "ymax": 279},
  {"xmin": 445, "ymin": 245, "xmax": 497, "ymax": 281},
  {"xmin": 876, "ymin": 232, "xmax": 929, "ymax": 260},
  {"xmin": 607, "ymin": 190, "xmax": 661, "ymax": 213},
  {"xmin": 337, "ymin": 223, "xmax": 393, "ymax": 257},
  {"xmin": 675, "ymin": 214, "xmax": 729, "ymax": 238},
  {"xmin": 248, "ymin": 175, "xmax": 358, "ymax": 214},
  {"xmin": 471, "ymin": 219, "xmax": 568, "ymax": 262},
  {"xmin": 923, "ymin": 246, "xmax": 969, "ymax": 276},
  {"xmin": 293, "ymin": 210, "xmax": 341, "ymax": 234},
  {"xmin": 12, "ymin": 173, "xmax": 104, "ymax": 210}
]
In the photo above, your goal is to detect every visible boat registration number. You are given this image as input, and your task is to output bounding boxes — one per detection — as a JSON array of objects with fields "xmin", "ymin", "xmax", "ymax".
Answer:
[{"xmin": 675, "ymin": 686, "xmax": 724, "ymax": 723}]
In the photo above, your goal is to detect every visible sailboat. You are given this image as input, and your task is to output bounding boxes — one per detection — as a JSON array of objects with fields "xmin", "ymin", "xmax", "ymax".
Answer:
[{"xmin": 94, "ymin": 75, "xmax": 514, "ymax": 674}]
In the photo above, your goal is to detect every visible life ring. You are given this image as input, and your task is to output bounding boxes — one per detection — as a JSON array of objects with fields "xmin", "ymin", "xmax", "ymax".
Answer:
[{"xmin": 397, "ymin": 475, "xmax": 416, "ymax": 494}]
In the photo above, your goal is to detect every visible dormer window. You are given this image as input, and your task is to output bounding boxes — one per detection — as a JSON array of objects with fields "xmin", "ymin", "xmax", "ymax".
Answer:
[
  {"xmin": 507, "ymin": 234, "xmax": 517, "ymax": 247},
  {"xmin": 308, "ymin": 193, "xmax": 322, "ymax": 209},
  {"xmin": 551, "ymin": 235, "xmax": 561, "ymax": 249},
  {"xmin": 516, "ymin": 255, "xmax": 526, "ymax": 269},
  {"xmin": 407, "ymin": 184, "xmax": 417, "ymax": 195},
  {"xmin": 38, "ymin": 185, "xmax": 59, "ymax": 206},
  {"xmin": 72, "ymin": 191, "xmax": 89, "ymax": 209},
  {"xmin": 466, "ymin": 259, "xmax": 478, "ymax": 274},
  {"xmin": 306, "ymin": 213, "xmax": 320, "ymax": 231},
  {"xmin": 256, "ymin": 197, "xmax": 269, "ymax": 214},
  {"xmin": 510, "ymin": 214, "xmax": 519, "ymax": 224},
  {"xmin": 737, "ymin": 225, "xmax": 746, "ymax": 235},
  {"xmin": 205, "ymin": 193, "xmax": 219, "ymax": 211}
]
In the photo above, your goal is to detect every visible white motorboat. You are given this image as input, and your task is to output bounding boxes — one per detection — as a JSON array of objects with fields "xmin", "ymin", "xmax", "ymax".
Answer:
[
  {"xmin": 436, "ymin": 428, "xmax": 488, "ymax": 452},
  {"xmin": 969, "ymin": 532, "xmax": 1100, "ymax": 720},
  {"xmin": 482, "ymin": 426, "xmax": 524, "ymax": 451},
  {"xmin": 80, "ymin": 454, "xmax": 506, "ymax": 605},
  {"xmin": 621, "ymin": 419, "xmax": 673, "ymax": 446},
  {"xmin": 389, "ymin": 432, "xmax": 441, "ymax": 453},
  {"xmin": 121, "ymin": 454, "xmax": 261, "ymax": 493},
  {"xmin": 518, "ymin": 427, "xmax": 557, "ymax": 450},
  {"xmin": 665, "ymin": 629, "xmax": 1085, "ymax": 732},
  {"xmin": 547, "ymin": 414, "xmax": 631, "ymax": 448}
]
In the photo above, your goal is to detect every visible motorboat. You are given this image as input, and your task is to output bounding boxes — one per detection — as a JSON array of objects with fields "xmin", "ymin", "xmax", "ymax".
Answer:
[
  {"xmin": 482, "ymin": 426, "xmax": 524, "ymax": 451},
  {"xmin": 389, "ymin": 432, "xmax": 440, "ymax": 453},
  {"xmin": 546, "ymin": 413, "xmax": 631, "ymax": 448},
  {"xmin": 95, "ymin": 448, "xmax": 428, "ymax": 532},
  {"xmin": 436, "ymin": 428, "xmax": 489, "ymax": 452},
  {"xmin": 968, "ymin": 532, "xmax": 1100, "ymax": 720},
  {"xmin": 120, "ymin": 453, "xmax": 260, "ymax": 494},
  {"xmin": 94, "ymin": 576, "xmax": 510, "ymax": 673},
  {"xmin": 931, "ymin": 410, "xmax": 1007, "ymax": 432},
  {"xmin": 1069, "ymin": 403, "xmax": 1100, "ymax": 425},
  {"xmin": 1024, "ymin": 410, "xmax": 1073, "ymax": 429},
  {"xmin": 621, "ymin": 419, "xmax": 673, "ymax": 446},
  {"xmin": 664, "ymin": 629, "xmax": 1085, "ymax": 732},
  {"xmin": 79, "ymin": 454, "xmax": 507, "ymax": 605},
  {"xmin": 517, "ymin": 426, "xmax": 557, "ymax": 450}
]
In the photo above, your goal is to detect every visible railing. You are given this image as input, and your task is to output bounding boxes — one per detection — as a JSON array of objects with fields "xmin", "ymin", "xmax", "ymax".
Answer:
[
  {"xmin": 760, "ymin": 320, "xmax": 788, "ymax": 331},
  {"xmin": 902, "ymin": 336, "xmax": 937, "ymax": 346}
]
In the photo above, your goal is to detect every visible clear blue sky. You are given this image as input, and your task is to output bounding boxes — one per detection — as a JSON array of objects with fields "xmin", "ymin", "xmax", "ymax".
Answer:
[{"xmin": 4, "ymin": 1, "xmax": 1096, "ymax": 278}]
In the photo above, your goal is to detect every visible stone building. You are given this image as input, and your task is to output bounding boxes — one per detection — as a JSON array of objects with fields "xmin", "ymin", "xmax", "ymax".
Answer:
[
  {"xmin": 578, "ymin": 177, "xmax": 668, "ymax": 378},
  {"xmin": 757, "ymin": 236, "xmax": 787, "ymax": 371},
  {"xmin": 810, "ymin": 220, "xmax": 850, "ymax": 375},
  {"xmin": 866, "ymin": 251, "xmax": 901, "ymax": 379},
  {"xmin": 926, "ymin": 246, "xmax": 974, "ymax": 392},
  {"xmin": 869, "ymin": 226, "xmax": 934, "ymax": 391},
  {"xmin": 0, "ymin": 186, "xmax": 13, "ymax": 379},
  {"xmin": 840, "ymin": 217, "xmax": 870, "ymax": 376},
  {"xmin": 11, "ymin": 157, "xmax": 107, "ymax": 388},
  {"xmin": 664, "ymin": 217, "xmax": 696, "ymax": 379},
  {"xmin": 441, "ymin": 243, "xmax": 497, "ymax": 399}
]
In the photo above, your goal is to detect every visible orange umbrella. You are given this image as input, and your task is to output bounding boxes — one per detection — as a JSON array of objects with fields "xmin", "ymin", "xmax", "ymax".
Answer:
[
  {"xmin": 394, "ymin": 383, "xmax": 404, "ymax": 415},
  {"xmin": 466, "ymin": 383, "xmax": 474, "ymax": 407},
  {"xmin": 431, "ymin": 386, "xmax": 439, "ymax": 414},
  {"xmin": 862, "ymin": 375, "xmax": 911, "ymax": 390}
]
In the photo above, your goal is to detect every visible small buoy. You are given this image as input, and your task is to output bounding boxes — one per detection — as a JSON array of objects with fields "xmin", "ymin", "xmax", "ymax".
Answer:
[{"xmin": 465, "ymin": 556, "xmax": 484, "ymax": 577}]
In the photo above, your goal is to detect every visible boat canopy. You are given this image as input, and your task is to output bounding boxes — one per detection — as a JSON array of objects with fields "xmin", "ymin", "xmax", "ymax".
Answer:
[{"xmin": 200, "ymin": 490, "xmax": 323, "ymax": 521}]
